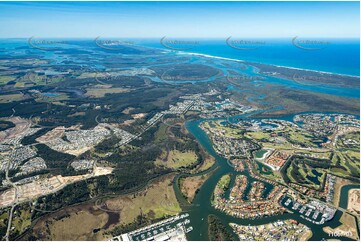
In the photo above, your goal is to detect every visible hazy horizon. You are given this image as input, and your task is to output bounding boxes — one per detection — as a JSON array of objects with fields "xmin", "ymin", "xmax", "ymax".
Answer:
[
  {"xmin": 1, "ymin": 37, "xmax": 360, "ymax": 39},
  {"xmin": 0, "ymin": 1, "xmax": 359, "ymax": 38}
]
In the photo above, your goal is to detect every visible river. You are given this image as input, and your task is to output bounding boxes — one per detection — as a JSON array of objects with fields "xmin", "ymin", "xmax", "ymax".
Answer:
[{"xmin": 171, "ymin": 114, "xmax": 356, "ymax": 241}]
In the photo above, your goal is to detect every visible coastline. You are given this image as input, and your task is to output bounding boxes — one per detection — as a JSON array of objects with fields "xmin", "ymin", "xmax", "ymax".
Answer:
[
  {"xmin": 2, "ymin": 38, "xmax": 360, "ymax": 78},
  {"xmin": 144, "ymin": 41, "xmax": 360, "ymax": 78},
  {"xmin": 176, "ymin": 50, "xmax": 360, "ymax": 78}
]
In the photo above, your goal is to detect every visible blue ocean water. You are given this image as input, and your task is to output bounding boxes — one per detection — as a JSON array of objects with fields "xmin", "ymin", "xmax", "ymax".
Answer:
[
  {"xmin": 137, "ymin": 38, "xmax": 360, "ymax": 76},
  {"xmin": 0, "ymin": 38, "xmax": 359, "ymax": 98},
  {"xmin": 1, "ymin": 38, "xmax": 359, "ymax": 76}
]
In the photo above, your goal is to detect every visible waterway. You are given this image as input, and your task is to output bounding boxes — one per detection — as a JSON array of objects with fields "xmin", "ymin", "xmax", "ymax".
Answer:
[
  {"xmin": 339, "ymin": 184, "xmax": 360, "ymax": 210},
  {"xmin": 172, "ymin": 111, "xmax": 356, "ymax": 241}
]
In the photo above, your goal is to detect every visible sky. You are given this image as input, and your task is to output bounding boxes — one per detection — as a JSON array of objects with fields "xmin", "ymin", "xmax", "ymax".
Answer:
[{"xmin": 0, "ymin": 1, "xmax": 359, "ymax": 38}]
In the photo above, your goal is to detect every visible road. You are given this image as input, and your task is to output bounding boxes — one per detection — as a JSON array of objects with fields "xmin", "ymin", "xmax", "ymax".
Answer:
[{"xmin": 3, "ymin": 145, "xmax": 19, "ymax": 241}]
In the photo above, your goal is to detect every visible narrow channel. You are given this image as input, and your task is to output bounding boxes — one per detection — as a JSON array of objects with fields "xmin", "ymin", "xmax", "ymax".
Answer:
[{"xmin": 171, "ymin": 115, "xmax": 355, "ymax": 241}]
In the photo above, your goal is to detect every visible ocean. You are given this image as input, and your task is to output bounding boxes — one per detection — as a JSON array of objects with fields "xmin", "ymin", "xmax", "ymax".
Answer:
[
  {"xmin": 137, "ymin": 38, "xmax": 360, "ymax": 77},
  {"xmin": 1, "ymin": 38, "xmax": 359, "ymax": 77}
]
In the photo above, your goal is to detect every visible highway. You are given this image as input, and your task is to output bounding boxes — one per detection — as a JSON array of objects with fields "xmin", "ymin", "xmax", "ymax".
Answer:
[{"xmin": 3, "ymin": 145, "xmax": 19, "ymax": 241}]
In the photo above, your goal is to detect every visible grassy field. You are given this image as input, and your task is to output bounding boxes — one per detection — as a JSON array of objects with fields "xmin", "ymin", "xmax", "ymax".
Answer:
[
  {"xmin": 85, "ymin": 87, "xmax": 130, "ymax": 98},
  {"xmin": 12, "ymin": 209, "xmax": 32, "ymax": 235},
  {"xmin": 284, "ymin": 128, "xmax": 316, "ymax": 147},
  {"xmin": 51, "ymin": 210, "xmax": 108, "ymax": 240},
  {"xmin": 155, "ymin": 149, "xmax": 198, "ymax": 169},
  {"xmin": 259, "ymin": 85, "xmax": 360, "ymax": 116},
  {"xmin": 294, "ymin": 150, "xmax": 331, "ymax": 160},
  {"xmin": 262, "ymin": 142, "xmax": 294, "ymax": 150},
  {"xmin": 254, "ymin": 149, "xmax": 268, "ymax": 159},
  {"xmin": 203, "ymin": 121, "xmax": 243, "ymax": 138},
  {"xmin": 105, "ymin": 174, "xmax": 181, "ymax": 224},
  {"xmin": 285, "ymin": 159, "xmax": 325, "ymax": 190},
  {"xmin": 0, "ymin": 210, "xmax": 9, "ymax": 228},
  {"xmin": 33, "ymin": 206, "xmax": 109, "ymax": 241},
  {"xmin": 253, "ymin": 127, "xmax": 317, "ymax": 149},
  {"xmin": 245, "ymin": 131, "xmax": 271, "ymax": 140},
  {"xmin": 257, "ymin": 163, "xmax": 284, "ymax": 184},
  {"xmin": 31, "ymin": 174, "xmax": 181, "ymax": 240},
  {"xmin": 20, "ymin": 73, "xmax": 65, "ymax": 86},
  {"xmin": 217, "ymin": 174, "xmax": 231, "ymax": 190},
  {"xmin": 154, "ymin": 123, "xmax": 168, "ymax": 143},
  {"xmin": 180, "ymin": 172, "xmax": 212, "ymax": 203},
  {"xmin": 337, "ymin": 132, "xmax": 360, "ymax": 151},
  {"xmin": 0, "ymin": 75, "xmax": 16, "ymax": 85},
  {"xmin": 0, "ymin": 93, "xmax": 24, "ymax": 103},
  {"xmin": 331, "ymin": 151, "xmax": 360, "ymax": 178},
  {"xmin": 191, "ymin": 155, "xmax": 215, "ymax": 173},
  {"xmin": 35, "ymin": 93, "xmax": 69, "ymax": 103}
]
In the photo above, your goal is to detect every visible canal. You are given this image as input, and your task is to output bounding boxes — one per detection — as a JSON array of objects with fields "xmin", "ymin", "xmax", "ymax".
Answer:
[{"xmin": 171, "ymin": 116, "xmax": 356, "ymax": 241}]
